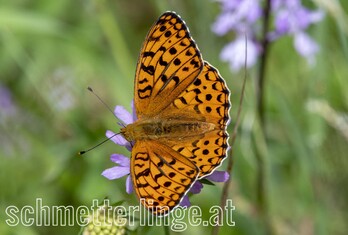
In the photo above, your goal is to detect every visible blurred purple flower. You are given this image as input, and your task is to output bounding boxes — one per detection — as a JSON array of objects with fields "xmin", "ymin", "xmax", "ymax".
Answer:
[
  {"xmin": 272, "ymin": 0, "xmax": 324, "ymax": 64},
  {"xmin": 180, "ymin": 170, "xmax": 230, "ymax": 207},
  {"xmin": 212, "ymin": 0, "xmax": 262, "ymax": 36},
  {"xmin": 0, "ymin": 85, "xmax": 17, "ymax": 119},
  {"xmin": 272, "ymin": 0, "xmax": 324, "ymax": 36},
  {"xmin": 221, "ymin": 36, "xmax": 260, "ymax": 71},
  {"xmin": 274, "ymin": 8, "xmax": 321, "ymax": 35},
  {"xmin": 294, "ymin": 32, "xmax": 319, "ymax": 65},
  {"xmin": 205, "ymin": 170, "xmax": 230, "ymax": 182},
  {"xmin": 213, "ymin": 0, "xmax": 324, "ymax": 71}
]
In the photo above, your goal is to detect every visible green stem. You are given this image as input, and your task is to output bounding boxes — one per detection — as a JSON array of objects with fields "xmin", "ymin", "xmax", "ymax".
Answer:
[
  {"xmin": 164, "ymin": 224, "xmax": 170, "ymax": 235},
  {"xmin": 255, "ymin": 0, "xmax": 274, "ymax": 234},
  {"xmin": 212, "ymin": 35, "xmax": 248, "ymax": 235},
  {"xmin": 94, "ymin": 0, "xmax": 134, "ymax": 102},
  {"xmin": 257, "ymin": 0, "xmax": 272, "ymax": 130}
]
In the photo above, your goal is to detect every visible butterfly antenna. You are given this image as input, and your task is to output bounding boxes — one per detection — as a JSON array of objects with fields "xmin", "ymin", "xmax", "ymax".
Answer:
[
  {"xmin": 78, "ymin": 132, "xmax": 120, "ymax": 155},
  {"xmin": 87, "ymin": 87, "xmax": 124, "ymax": 126}
]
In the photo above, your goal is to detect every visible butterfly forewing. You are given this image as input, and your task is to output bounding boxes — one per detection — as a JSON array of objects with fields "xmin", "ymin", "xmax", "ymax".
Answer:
[{"xmin": 134, "ymin": 12, "xmax": 203, "ymax": 118}]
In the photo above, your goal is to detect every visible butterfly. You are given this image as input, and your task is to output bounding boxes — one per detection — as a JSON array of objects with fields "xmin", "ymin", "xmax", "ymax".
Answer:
[{"xmin": 120, "ymin": 11, "xmax": 231, "ymax": 215}]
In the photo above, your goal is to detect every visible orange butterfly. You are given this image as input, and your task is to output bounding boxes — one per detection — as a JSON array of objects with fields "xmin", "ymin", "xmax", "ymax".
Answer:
[{"xmin": 120, "ymin": 11, "xmax": 231, "ymax": 215}]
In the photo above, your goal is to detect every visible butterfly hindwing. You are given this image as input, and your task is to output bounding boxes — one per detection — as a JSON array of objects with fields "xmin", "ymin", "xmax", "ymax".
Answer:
[
  {"xmin": 164, "ymin": 62, "xmax": 231, "ymax": 178},
  {"xmin": 130, "ymin": 140, "xmax": 199, "ymax": 215},
  {"xmin": 169, "ymin": 130, "xmax": 229, "ymax": 178}
]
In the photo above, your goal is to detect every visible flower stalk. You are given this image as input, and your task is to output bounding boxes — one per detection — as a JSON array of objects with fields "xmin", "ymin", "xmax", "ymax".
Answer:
[{"xmin": 212, "ymin": 0, "xmax": 324, "ymax": 234}]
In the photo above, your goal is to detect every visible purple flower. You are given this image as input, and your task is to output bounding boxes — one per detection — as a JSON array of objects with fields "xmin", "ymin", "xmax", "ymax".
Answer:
[
  {"xmin": 272, "ymin": 1, "xmax": 324, "ymax": 36},
  {"xmin": 180, "ymin": 170, "xmax": 230, "ymax": 207},
  {"xmin": 213, "ymin": 0, "xmax": 324, "ymax": 71},
  {"xmin": 271, "ymin": 0, "xmax": 324, "ymax": 64},
  {"xmin": 276, "ymin": 0, "xmax": 324, "ymax": 30},
  {"xmin": 220, "ymin": 36, "xmax": 260, "ymax": 71},
  {"xmin": 102, "ymin": 102, "xmax": 136, "ymax": 194},
  {"xmin": 102, "ymin": 154, "xmax": 133, "ymax": 194},
  {"xmin": 212, "ymin": 0, "xmax": 262, "ymax": 36},
  {"xmin": 106, "ymin": 104, "xmax": 136, "ymax": 151},
  {"xmin": 294, "ymin": 32, "xmax": 319, "ymax": 65},
  {"xmin": 0, "ymin": 85, "xmax": 17, "ymax": 119}
]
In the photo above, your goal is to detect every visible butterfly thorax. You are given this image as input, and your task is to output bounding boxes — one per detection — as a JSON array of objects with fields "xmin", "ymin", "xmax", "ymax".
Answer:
[{"xmin": 121, "ymin": 118, "xmax": 215, "ymax": 142}]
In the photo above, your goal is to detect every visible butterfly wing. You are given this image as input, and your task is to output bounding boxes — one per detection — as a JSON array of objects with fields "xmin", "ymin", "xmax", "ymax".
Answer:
[
  {"xmin": 164, "ymin": 62, "xmax": 231, "ymax": 178},
  {"xmin": 129, "ymin": 12, "xmax": 230, "ymax": 215},
  {"xmin": 130, "ymin": 140, "xmax": 199, "ymax": 215},
  {"xmin": 134, "ymin": 12, "xmax": 203, "ymax": 119}
]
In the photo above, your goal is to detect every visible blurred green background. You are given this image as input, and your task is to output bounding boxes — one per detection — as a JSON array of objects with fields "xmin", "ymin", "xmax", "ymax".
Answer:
[{"xmin": 1, "ymin": 0, "xmax": 348, "ymax": 234}]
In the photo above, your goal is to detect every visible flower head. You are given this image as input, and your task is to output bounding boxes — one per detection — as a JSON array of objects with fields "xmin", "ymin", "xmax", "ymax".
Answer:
[
  {"xmin": 0, "ymin": 84, "xmax": 17, "ymax": 119},
  {"xmin": 273, "ymin": 0, "xmax": 324, "ymax": 34},
  {"xmin": 102, "ymin": 102, "xmax": 136, "ymax": 194},
  {"xmin": 293, "ymin": 32, "xmax": 319, "ymax": 65},
  {"xmin": 213, "ymin": 0, "xmax": 324, "ymax": 71},
  {"xmin": 83, "ymin": 204, "xmax": 127, "ymax": 235},
  {"xmin": 212, "ymin": 0, "xmax": 262, "ymax": 36},
  {"xmin": 106, "ymin": 104, "xmax": 136, "ymax": 151},
  {"xmin": 102, "ymin": 154, "xmax": 133, "ymax": 194},
  {"xmin": 220, "ymin": 36, "xmax": 260, "ymax": 71}
]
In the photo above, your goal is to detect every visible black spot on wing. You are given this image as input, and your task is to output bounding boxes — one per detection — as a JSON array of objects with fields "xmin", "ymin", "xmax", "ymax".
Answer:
[{"xmin": 141, "ymin": 64, "xmax": 155, "ymax": 75}]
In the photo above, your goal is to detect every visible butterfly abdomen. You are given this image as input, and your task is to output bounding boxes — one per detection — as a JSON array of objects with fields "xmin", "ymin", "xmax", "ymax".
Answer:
[{"xmin": 121, "ymin": 119, "xmax": 215, "ymax": 142}]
